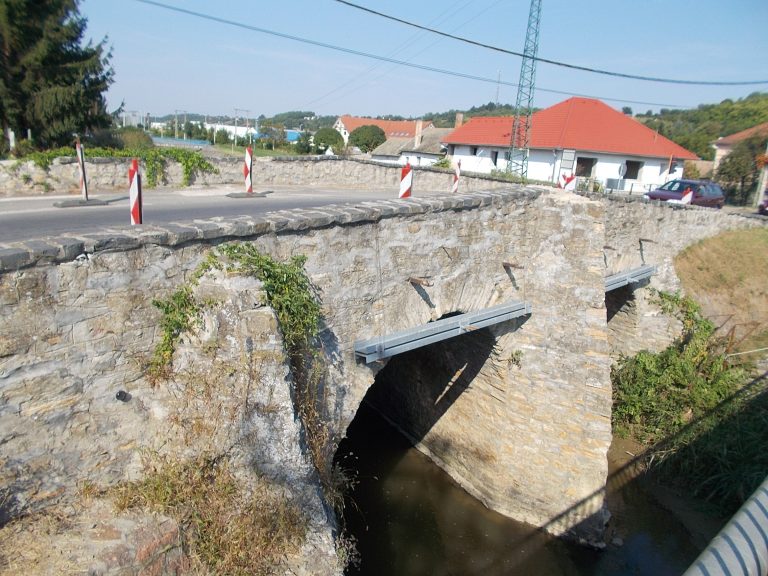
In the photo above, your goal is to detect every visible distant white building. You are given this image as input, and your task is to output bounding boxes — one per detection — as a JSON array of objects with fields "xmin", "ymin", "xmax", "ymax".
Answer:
[
  {"xmin": 204, "ymin": 122, "xmax": 258, "ymax": 140},
  {"xmin": 371, "ymin": 123, "xmax": 452, "ymax": 167},
  {"xmin": 334, "ymin": 115, "xmax": 433, "ymax": 145}
]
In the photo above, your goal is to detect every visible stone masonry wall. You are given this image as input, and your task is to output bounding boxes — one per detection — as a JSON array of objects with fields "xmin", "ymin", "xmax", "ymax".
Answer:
[
  {"xmin": 0, "ymin": 155, "xmax": 514, "ymax": 196},
  {"xmin": 0, "ymin": 252, "xmax": 338, "ymax": 574},
  {"xmin": 3, "ymin": 184, "xmax": 764, "ymax": 572},
  {"xmin": 0, "ymin": 186, "xmax": 615, "ymax": 549},
  {"xmin": 599, "ymin": 195, "xmax": 766, "ymax": 356}
]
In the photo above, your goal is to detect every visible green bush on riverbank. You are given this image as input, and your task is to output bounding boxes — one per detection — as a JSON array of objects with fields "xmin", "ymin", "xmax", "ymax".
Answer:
[{"xmin": 612, "ymin": 290, "xmax": 767, "ymax": 515}]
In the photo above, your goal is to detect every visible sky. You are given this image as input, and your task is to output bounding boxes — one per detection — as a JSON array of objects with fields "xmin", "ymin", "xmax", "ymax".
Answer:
[{"xmin": 79, "ymin": 0, "xmax": 768, "ymax": 122}]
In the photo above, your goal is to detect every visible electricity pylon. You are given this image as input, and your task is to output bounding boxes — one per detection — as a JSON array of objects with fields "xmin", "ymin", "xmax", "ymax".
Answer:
[{"xmin": 507, "ymin": 0, "xmax": 542, "ymax": 181}]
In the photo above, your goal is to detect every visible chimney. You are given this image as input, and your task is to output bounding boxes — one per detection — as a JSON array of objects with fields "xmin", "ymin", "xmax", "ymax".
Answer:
[
  {"xmin": 414, "ymin": 119, "xmax": 423, "ymax": 148},
  {"xmin": 455, "ymin": 112, "xmax": 464, "ymax": 128}
]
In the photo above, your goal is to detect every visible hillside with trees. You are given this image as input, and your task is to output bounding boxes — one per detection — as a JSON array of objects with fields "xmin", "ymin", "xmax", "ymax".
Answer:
[{"xmin": 635, "ymin": 92, "xmax": 768, "ymax": 160}]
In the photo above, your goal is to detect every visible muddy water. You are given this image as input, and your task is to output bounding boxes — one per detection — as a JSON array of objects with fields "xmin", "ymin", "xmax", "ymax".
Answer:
[{"xmin": 336, "ymin": 402, "xmax": 709, "ymax": 576}]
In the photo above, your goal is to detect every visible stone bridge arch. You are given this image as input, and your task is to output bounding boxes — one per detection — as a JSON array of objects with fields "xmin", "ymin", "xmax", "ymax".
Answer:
[{"xmin": 2, "ymin": 181, "xmax": 763, "ymax": 564}]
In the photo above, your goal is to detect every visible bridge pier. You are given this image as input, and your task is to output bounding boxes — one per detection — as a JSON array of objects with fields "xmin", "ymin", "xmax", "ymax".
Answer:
[{"xmin": 315, "ymin": 191, "xmax": 614, "ymax": 541}]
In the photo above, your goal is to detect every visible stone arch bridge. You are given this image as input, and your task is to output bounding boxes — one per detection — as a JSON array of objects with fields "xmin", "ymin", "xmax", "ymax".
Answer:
[{"xmin": 0, "ymin": 182, "xmax": 764, "ymax": 570}]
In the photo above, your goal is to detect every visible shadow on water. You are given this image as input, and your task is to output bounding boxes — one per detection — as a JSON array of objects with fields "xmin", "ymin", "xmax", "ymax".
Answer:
[
  {"xmin": 333, "ymin": 321, "xmax": 752, "ymax": 574},
  {"xmin": 337, "ymin": 400, "xmax": 705, "ymax": 576}
]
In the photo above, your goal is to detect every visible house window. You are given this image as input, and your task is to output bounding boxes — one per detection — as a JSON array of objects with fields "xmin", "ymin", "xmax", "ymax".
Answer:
[
  {"xmin": 624, "ymin": 160, "xmax": 643, "ymax": 180},
  {"xmin": 471, "ymin": 146, "xmax": 478, "ymax": 156},
  {"xmin": 491, "ymin": 151, "xmax": 499, "ymax": 166},
  {"xmin": 575, "ymin": 157, "xmax": 596, "ymax": 177}
]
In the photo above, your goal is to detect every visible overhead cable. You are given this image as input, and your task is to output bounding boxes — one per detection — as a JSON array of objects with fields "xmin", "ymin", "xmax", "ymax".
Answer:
[
  {"xmin": 334, "ymin": 0, "xmax": 768, "ymax": 87},
  {"xmin": 132, "ymin": 0, "xmax": 688, "ymax": 108}
]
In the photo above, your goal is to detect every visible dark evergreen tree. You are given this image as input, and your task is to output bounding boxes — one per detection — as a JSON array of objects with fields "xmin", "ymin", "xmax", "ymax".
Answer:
[{"xmin": 0, "ymin": 0, "xmax": 114, "ymax": 149}]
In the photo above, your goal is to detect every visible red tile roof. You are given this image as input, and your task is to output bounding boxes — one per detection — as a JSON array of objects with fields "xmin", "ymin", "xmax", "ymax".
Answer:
[
  {"xmin": 715, "ymin": 122, "xmax": 768, "ymax": 146},
  {"xmin": 337, "ymin": 115, "xmax": 430, "ymax": 138},
  {"xmin": 443, "ymin": 97, "xmax": 698, "ymax": 160}
]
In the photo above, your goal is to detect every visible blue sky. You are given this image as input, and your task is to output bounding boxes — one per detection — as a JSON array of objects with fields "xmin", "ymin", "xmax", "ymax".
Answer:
[{"xmin": 80, "ymin": 0, "xmax": 768, "ymax": 121}]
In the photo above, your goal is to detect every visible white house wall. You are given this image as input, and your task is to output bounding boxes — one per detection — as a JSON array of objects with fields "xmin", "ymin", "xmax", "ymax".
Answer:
[{"xmin": 450, "ymin": 145, "xmax": 681, "ymax": 189}]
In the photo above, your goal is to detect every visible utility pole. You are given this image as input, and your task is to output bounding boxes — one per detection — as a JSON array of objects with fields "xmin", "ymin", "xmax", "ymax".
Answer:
[
  {"xmin": 174, "ymin": 109, "xmax": 186, "ymax": 140},
  {"xmin": 234, "ymin": 108, "xmax": 250, "ymax": 150},
  {"xmin": 507, "ymin": 0, "xmax": 542, "ymax": 181}
]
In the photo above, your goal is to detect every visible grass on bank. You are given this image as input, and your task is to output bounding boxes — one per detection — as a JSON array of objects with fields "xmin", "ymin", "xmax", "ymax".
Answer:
[
  {"xmin": 612, "ymin": 228, "xmax": 768, "ymax": 516},
  {"xmin": 213, "ymin": 143, "xmax": 291, "ymax": 158},
  {"xmin": 112, "ymin": 454, "xmax": 307, "ymax": 575},
  {"xmin": 674, "ymin": 227, "xmax": 768, "ymax": 355}
]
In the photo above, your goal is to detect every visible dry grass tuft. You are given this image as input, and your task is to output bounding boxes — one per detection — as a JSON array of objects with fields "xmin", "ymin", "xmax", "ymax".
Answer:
[{"xmin": 112, "ymin": 453, "xmax": 307, "ymax": 575}]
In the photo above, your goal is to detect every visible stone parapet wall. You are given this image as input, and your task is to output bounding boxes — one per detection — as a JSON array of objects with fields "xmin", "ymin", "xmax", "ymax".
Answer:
[{"xmin": 0, "ymin": 154, "xmax": 514, "ymax": 196}]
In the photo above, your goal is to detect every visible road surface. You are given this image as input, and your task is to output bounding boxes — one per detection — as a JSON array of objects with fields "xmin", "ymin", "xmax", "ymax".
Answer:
[{"xmin": 0, "ymin": 184, "xmax": 447, "ymax": 244}]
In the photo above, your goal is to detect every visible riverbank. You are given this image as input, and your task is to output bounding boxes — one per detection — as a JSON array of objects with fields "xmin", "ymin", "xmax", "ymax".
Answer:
[{"xmin": 606, "ymin": 437, "xmax": 725, "ymax": 552}]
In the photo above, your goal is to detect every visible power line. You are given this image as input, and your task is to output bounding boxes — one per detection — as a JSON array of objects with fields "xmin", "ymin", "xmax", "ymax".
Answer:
[
  {"xmin": 333, "ymin": 0, "xmax": 768, "ymax": 87},
  {"xmin": 132, "ymin": 0, "xmax": 687, "ymax": 109}
]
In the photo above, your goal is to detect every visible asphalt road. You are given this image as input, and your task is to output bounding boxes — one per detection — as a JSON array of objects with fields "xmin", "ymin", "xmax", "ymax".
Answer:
[{"xmin": 0, "ymin": 184, "xmax": 447, "ymax": 244}]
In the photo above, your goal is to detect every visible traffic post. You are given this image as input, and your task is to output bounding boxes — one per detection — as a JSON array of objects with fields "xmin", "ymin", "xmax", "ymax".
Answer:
[
  {"xmin": 399, "ymin": 162, "xmax": 413, "ymax": 198},
  {"xmin": 129, "ymin": 158, "xmax": 143, "ymax": 225},
  {"xmin": 244, "ymin": 146, "xmax": 253, "ymax": 194},
  {"xmin": 75, "ymin": 139, "xmax": 88, "ymax": 201}
]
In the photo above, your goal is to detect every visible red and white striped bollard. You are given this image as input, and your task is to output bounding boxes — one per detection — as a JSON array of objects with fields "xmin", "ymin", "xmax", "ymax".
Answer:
[
  {"xmin": 399, "ymin": 162, "xmax": 413, "ymax": 198},
  {"xmin": 129, "ymin": 158, "xmax": 143, "ymax": 225},
  {"xmin": 243, "ymin": 146, "xmax": 253, "ymax": 194}
]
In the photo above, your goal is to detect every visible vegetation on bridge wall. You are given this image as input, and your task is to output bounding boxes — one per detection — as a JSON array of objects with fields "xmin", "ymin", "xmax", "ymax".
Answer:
[{"xmin": 137, "ymin": 244, "xmax": 357, "ymax": 572}]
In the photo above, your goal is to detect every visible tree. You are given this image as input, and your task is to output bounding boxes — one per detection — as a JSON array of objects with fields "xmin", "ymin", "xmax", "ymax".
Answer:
[
  {"xmin": 348, "ymin": 125, "xmax": 386, "ymax": 153},
  {"xmin": 716, "ymin": 135, "xmax": 768, "ymax": 204},
  {"xmin": 0, "ymin": 0, "xmax": 114, "ymax": 149},
  {"xmin": 258, "ymin": 120, "xmax": 285, "ymax": 150},
  {"xmin": 622, "ymin": 106, "xmax": 633, "ymax": 115},
  {"xmin": 295, "ymin": 131, "xmax": 312, "ymax": 154},
  {"xmin": 313, "ymin": 127, "xmax": 343, "ymax": 154}
]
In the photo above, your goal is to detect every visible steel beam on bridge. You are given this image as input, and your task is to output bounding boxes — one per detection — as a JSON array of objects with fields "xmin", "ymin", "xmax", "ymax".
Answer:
[
  {"xmin": 605, "ymin": 265, "xmax": 657, "ymax": 292},
  {"xmin": 354, "ymin": 300, "xmax": 532, "ymax": 364}
]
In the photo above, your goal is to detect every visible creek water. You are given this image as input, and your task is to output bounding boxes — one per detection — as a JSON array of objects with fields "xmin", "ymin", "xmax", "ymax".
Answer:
[{"xmin": 336, "ymin": 402, "xmax": 708, "ymax": 576}]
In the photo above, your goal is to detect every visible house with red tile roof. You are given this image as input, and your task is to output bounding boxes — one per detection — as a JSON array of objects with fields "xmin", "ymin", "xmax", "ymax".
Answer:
[
  {"xmin": 712, "ymin": 121, "xmax": 768, "ymax": 171},
  {"xmin": 442, "ymin": 97, "xmax": 698, "ymax": 191},
  {"xmin": 333, "ymin": 115, "xmax": 433, "ymax": 145}
]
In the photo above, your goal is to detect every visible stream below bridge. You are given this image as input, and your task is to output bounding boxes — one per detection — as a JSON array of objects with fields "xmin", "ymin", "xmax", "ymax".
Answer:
[{"xmin": 335, "ymin": 401, "xmax": 720, "ymax": 576}]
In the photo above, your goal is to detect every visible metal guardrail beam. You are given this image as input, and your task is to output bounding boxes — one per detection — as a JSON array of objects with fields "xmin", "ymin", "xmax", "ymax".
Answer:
[
  {"xmin": 605, "ymin": 264, "xmax": 657, "ymax": 292},
  {"xmin": 683, "ymin": 475, "xmax": 768, "ymax": 576},
  {"xmin": 354, "ymin": 300, "xmax": 532, "ymax": 364}
]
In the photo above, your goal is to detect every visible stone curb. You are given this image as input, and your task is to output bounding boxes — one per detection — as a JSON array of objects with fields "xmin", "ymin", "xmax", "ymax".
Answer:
[{"xmin": 0, "ymin": 188, "xmax": 540, "ymax": 273}]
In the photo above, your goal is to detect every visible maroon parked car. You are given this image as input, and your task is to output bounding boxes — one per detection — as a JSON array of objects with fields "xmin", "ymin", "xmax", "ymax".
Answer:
[{"xmin": 644, "ymin": 179, "xmax": 725, "ymax": 208}]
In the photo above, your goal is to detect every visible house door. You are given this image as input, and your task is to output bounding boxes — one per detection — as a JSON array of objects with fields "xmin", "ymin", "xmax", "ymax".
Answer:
[{"xmin": 575, "ymin": 157, "xmax": 597, "ymax": 177}]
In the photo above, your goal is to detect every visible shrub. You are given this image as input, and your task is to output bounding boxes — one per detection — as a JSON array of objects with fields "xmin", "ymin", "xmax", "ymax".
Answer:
[{"xmin": 116, "ymin": 127, "xmax": 154, "ymax": 149}]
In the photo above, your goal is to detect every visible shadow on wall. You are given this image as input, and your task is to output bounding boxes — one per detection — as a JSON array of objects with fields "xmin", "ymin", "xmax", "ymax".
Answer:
[
  {"xmin": 606, "ymin": 284, "xmax": 636, "ymax": 323},
  {"xmin": 357, "ymin": 312, "xmax": 529, "ymax": 451}
]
